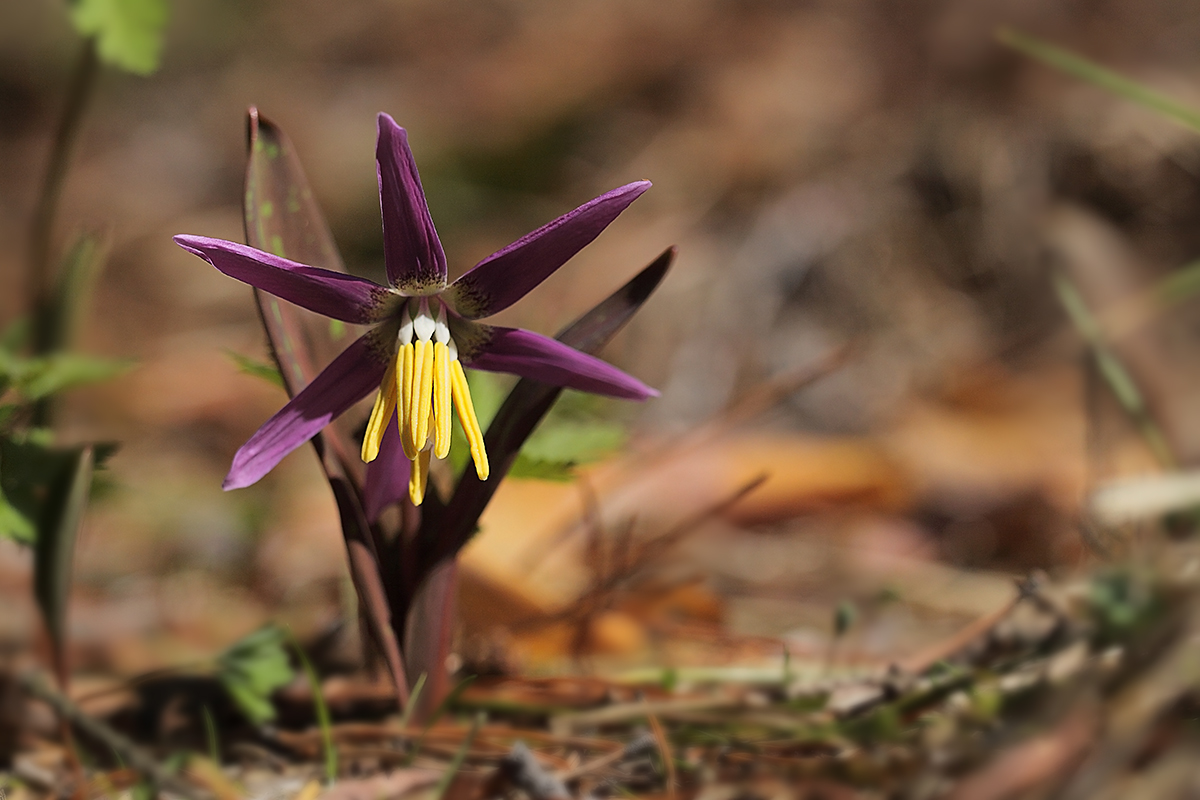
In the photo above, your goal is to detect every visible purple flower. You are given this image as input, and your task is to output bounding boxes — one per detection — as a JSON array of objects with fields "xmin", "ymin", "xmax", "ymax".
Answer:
[{"xmin": 175, "ymin": 113, "xmax": 655, "ymax": 507}]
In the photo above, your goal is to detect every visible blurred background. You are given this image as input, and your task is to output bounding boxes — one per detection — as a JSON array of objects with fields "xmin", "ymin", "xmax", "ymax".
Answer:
[{"xmin": 3, "ymin": 0, "xmax": 1200, "ymax": 684}]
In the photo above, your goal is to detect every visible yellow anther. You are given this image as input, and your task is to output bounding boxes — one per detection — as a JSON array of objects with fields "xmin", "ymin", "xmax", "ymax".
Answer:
[
  {"xmin": 450, "ymin": 359, "xmax": 489, "ymax": 480},
  {"xmin": 399, "ymin": 342, "xmax": 416, "ymax": 459},
  {"xmin": 360, "ymin": 358, "xmax": 398, "ymax": 463},
  {"xmin": 432, "ymin": 342, "xmax": 452, "ymax": 459},
  {"xmin": 409, "ymin": 448, "xmax": 431, "ymax": 505},
  {"xmin": 411, "ymin": 340, "xmax": 434, "ymax": 453}
]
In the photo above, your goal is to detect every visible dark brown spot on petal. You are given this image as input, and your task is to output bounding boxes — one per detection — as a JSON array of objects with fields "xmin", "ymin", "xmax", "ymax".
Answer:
[
  {"xmin": 443, "ymin": 280, "xmax": 491, "ymax": 320},
  {"xmin": 447, "ymin": 317, "xmax": 494, "ymax": 362}
]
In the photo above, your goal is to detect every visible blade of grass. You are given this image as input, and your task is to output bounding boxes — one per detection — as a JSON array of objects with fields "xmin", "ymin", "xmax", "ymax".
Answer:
[
  {"xmin": 405, "ymin": 675, "xmax": 477, "ymax": 766},
  {"xmin": 997, "ymin": 27, "xmax": 1200, "ymax": 134},
  {"xmin": 426, "ymin": 674, "xmax": 476, "ymax": 729},
  {"xmin": 1153, "ymin": 258, "xmax": 1200, "ymax": 305},
  {"xmin": 399, "ymin": 672, "xmax": 427, "ymax": 730},
  {"xmin": 201, "ymin": 705, "xmax": 219, "ymax": 764},
  {"xmin": 288, "ymin": 633, "xmax": 337, "ymax": 784},
  {"xmin": 1054, "ymin": 271, "xmax": 1176, "ymax": 469},
  {"xmin": 430, "ymin": 712, "xmax": 483, "ymax": 800}
]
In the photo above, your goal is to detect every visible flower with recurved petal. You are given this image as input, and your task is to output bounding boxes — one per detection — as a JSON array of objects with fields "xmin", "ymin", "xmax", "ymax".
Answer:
[{"xmin": 174, "ymin": 113, "xmax": 655, "ymax": 510}]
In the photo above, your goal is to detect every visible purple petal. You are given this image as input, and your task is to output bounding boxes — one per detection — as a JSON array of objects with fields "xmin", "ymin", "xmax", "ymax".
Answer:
[
  {"xmin": 175, "ymin": 235, "xmax": 394, "ymax": 323},
  {"xmin": 376, "ymin": 114, "xmax": 447, "ymax": 292},
  {"xmin": 363, "ymin": 413, "xmax": 411, "ymax": 522},
  {"xmin": 445, "ymin": 181, "xmax": 651, "ymax": 319},
  {"xmin": 224, "ymin": 331, "xmax": 390, "ymax": 489},
  {"xmin": 466, "ymin": 326, "xmax": 657, "ymax": 400}
]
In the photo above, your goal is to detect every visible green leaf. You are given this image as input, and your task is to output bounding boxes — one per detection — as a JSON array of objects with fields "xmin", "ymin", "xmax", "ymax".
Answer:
[
  {"xmin": 34, "ymin": 446, "xmax": 95, "ymax": 687},
  {"xmin": 14, "ymin": 353, "xmax": 132, "ymax": 401},
  {"xmin": 0, "ymin": 319, "xmax": 30, "ymax": 352},
  {"xmin": 0, "ymin": 490, "xmax": 35, "ymax": 546},
  {"xmin": 0, "ymin": 435, "xmax": 78, "ymax": 541},
  {"xmin": 69, "ymin": 0, "xmax": 169, "ymax": 76},
  {"xmin": 508, "ymin": 455, "xmax": 576, "ymax": 482},
  {"xmin": 997, "ymin": 27, "xmax": 1200, "ymax": 134},
  {"xmin": 521, "ymin": 416, "xmax": 627, "ymax": 464},
  {"xmin": 46, "ymin": 230, "xmax": 109, "ymax": 353},
  {"xmin": 449, "ymin": 376, "xmax": 627, "ymax": 482},
  {"xmin": 216, "ymin": 625, "xmax": 295, "ymax": 725},
  {"xmin": 224, "ymin": 350, "xmax": 284, "ymax": 389}
]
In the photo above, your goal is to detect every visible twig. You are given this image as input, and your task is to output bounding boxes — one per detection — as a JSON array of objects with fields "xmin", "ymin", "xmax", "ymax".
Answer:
[
  {"xmin": 896, "ymin": 585, "xmax": 1024, "ymax": 675},
  {"xmin": 559, "ymin": 732, "xmax": 656, "ymax": 780},
  {"xmin": 552, "ymin": 697, "xmax": 742, "ymax": 734},
  {"xmin": 516, "ymin": 346, "xmax": 848, "ymax": 579},
  {"xmin": 519, "ymin": 476, "xmax": 767, "ymax": 632},
  {"xmin": 18, "ymin": 672, "xmax": 205, "ymax": 800}
]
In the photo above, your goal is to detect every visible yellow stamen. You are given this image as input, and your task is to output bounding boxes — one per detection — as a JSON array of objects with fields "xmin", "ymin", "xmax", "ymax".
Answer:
[
  {"xmin": 450, "ymin": 359, "xmax": 489, "ymax": 479},
  {"xmin": 399, "ymin": 342, "xmax": 417, "ymax": 459},
  {"xmin": 360, "ymin": 357, "xmax": 398, "ymax": 463},
  {"xmin": 409, "ymin": 448, "xmax": 431, "ymax": 505},
  {"xmin": 432, "ymin": 342, "xmax": 453, "ymax": 459},
  {"xmin": 411, "ymin": 340, "xmax": 434, "ymax": 453}
]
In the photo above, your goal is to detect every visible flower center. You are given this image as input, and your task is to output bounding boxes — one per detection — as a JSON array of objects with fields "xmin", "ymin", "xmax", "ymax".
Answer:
[{"xmin": 360, "ymin": 297, "xmax": 489, "ymax": 505}]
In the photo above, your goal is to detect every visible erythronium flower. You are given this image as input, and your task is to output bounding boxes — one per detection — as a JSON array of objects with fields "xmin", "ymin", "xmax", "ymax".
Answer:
[{"xmin": 175, "ymin": 113, "xmax": 655, "ymax": 508}]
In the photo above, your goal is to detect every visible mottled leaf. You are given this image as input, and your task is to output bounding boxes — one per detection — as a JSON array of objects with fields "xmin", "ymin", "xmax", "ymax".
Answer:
[{"xmin": 243, "ymin": 108, "xmax": 409, "ymax": 705}]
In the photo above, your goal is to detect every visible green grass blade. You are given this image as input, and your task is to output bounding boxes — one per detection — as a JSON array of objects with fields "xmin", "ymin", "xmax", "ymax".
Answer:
[
  {"xmin": 399, "ymin": 673, "xmax": 427, "ymax": 730},
  {"xmin": 1053, "ymin": 272, "xmax": 1176, "ymax": 469},
  {"xmin": 1152, "ymin": 259, "xmax": 1200, "ymax": 305},
  {"xmin": 201, "ymin": 705, "xmax": 219, "ymax": 763},
  {"xmin": 997, "ymin": 27, "xmax": 1200, "ymax": 134},
  {"xmin": 430, "ymin": 713, "xmax": 483, "ymax": 800},
  {"xmin": 289, "ymin": 634, "xmax": 337, "ymax": 784}
]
